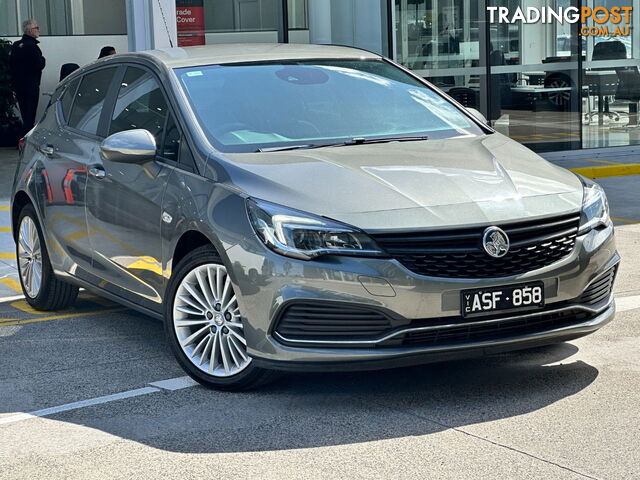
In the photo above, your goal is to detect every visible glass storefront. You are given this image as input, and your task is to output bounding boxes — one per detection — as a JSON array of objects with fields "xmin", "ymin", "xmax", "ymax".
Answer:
[
  {"xmin": 2, "ymin": 0, "xmax": 640, "ymax": 153},
  {"xmin": 0, "ymin": 0, "xmax": 127, "ymax": 36},
  {"xmin": 394, "ymin": 0, "xmax": 640, "ymax": 153},
  {"xmin": 394, "ymin": 0, "xmax": 488, "ymax": 139},
  {"xmin": 201, "ymin": 0, "xmax": 308, "ymax": 43},
  {"xmin": 581, "ymin": 0, "xmax": 640, "ymax": 149}
]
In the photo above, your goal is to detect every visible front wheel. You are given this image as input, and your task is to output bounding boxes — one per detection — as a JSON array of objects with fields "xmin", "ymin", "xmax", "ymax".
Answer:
[{"xmin": 164, "ymin": 245, "xmax": 275, "ymax": 390}]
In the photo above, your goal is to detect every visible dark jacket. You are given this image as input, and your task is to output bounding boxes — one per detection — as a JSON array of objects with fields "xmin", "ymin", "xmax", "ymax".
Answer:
[{"xmin": 9, "ymin": 35, "xmax": 46, "ymax": 92}]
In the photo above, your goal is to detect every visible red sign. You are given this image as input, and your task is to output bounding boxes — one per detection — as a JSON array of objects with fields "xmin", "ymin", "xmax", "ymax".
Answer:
[{"xmin": 176, "ymin": 0, "xmax": 205, "ymax": 47}]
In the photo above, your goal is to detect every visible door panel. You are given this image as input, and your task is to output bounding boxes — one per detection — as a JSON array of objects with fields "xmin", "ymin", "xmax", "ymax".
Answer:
[
  {"xmin": 36, "ymin": 77, "xmax": 100, "ymax": 277},
  {"xmin": 85, "ymin": 66, "xmax": 171, "ymax": 309}
]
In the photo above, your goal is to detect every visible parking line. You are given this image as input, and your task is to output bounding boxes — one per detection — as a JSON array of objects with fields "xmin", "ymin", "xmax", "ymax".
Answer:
[
  {"xmin": 569, "ymin": 163, "xmax": 640, "ymax": 179},
  {"xmin": 0, "ymin": 253, "xmax": 16, "ymax": 260},
  {"xmin": 0, "ymin": 227, "xmax": 10, "ymax": 233},
  {"xmin": 0, "ymin": 278, "xmax": 21, "ymax": 293},
  {"xmin": 0, "ymin": 294, "xmax": 25, "ymax": 303},
  {"xmin": 0, "ymin": 387, "xmax": 161, "ymax": 426},
  {"xmin": 0, "ymin": 206, "xmax": 8, "ymax": 211},
  {"xmin": 0, "ymin": 376, "xmax": 199, "ymax": 426},
  {"xmin": 9, "ymin": 299, "xmax": 66, "ymax": 314},
  {"xmin": 149, "ymin": 376, "xmax": 199, "ymax": 391},
  {"xmin": 616, "ymin": 295, "xmax": 640, "ymax": 313},
  {"xmin": 0, "ymin": 308, "xmax": 127, "ymax": 327}
]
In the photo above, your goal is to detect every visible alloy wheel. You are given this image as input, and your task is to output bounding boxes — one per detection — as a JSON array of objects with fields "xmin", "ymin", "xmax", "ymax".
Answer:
[
  {"xmin": 17, "ymin": 216, "xmax": 43, "ymax": 298},
  {"xmin": 546, "ymin": 78, "xmax": 572, "ymax": 107},
  {"xmin": 173, "ymin": 264, "xmax": 251, "ymax": 377}
]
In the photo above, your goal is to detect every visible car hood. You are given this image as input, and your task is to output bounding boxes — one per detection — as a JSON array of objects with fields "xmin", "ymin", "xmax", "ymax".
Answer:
[{"xmin": 218, "ymin": 133, "xmax": 584, "ymax": 231}]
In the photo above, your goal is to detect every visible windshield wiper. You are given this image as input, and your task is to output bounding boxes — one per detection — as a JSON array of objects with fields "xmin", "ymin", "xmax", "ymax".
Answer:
[
  {"xmin": 328, "ymin": 135, "xmax": 429, "ymax": 147},
  {"xmin": 257, "ymin": 135, "xmax": 429, "ymax": 152}
]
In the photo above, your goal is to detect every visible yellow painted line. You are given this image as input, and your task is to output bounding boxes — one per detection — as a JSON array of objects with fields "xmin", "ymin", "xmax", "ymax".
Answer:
[
  {"xmin": 0, "ymin": 253, "xmax": 16, "ymax": 260},
  {"xmin": 580, "ymin": 158, "xmax": 622, "ymax": 166},
  {"xmin": 10, "ymin": 299, "xmax": 72, "ymax": 315},
  {"xmin": 570, "ymin": 163, "xmax": 640, "ymax": 179},
  {"xmin": 0, "ymin": 206, "xmax": 9, "ymax": 211},
  {"xmin": 0, "ymin": 308, "xmax": 127, "ymax": 327},
  {"xmin": 0, "ymin": 278, "xmax": 22, "ymax": 293},
  {"xmin": 0, "ymin": 227, "xmax": 10, "ymax": 233},
  {"xmin": 612, "ymin": 217, "xmax": 640, "ymax": 224}
]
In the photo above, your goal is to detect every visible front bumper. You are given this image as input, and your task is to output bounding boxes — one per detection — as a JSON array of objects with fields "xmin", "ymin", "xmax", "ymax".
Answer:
[
  {"xmin": 252, "ymin": 300, "xmax": 615, "ymax": 372},
  {"xmin": 223, "ymin": 222, "xmax": 618, "ymax": 372}
]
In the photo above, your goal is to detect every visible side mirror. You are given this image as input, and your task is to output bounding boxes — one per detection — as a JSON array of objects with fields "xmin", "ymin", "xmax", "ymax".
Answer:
[
  {"xmin": 100, "ymin": 129, "xmax": 156, "ymax": 163},
  {"xmin": 466, "ymin": 107, "xmax": 489, "ymax": 125}
]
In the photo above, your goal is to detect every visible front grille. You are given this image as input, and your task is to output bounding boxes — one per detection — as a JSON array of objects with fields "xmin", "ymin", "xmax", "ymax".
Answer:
[
  {"xmin": 370, "ymin": 213, "xmax": 581, "ymax": 278},
  {"xmin": 391, "ymin": 308, "xmax": 593, "ymax": 348},
  {"xmin": 579, "ymin": 267, "xmax": 617, "ymax": 306},
  {"xmin": 275, "ymin": 303, "xmax": 394, "ymax": 342}
]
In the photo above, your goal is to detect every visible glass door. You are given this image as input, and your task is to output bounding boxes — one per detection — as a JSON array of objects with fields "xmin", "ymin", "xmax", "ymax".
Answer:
[
  {"xmin": 394, "ymin": 0, "xmax": 487, "ymax": 113},
  {"xmin": 487, "ymin": 0, "xmax": 581, "ymax": 152},
  {"xmin": 581, "ymin": 0, "xmax": 640, "ymax": 149}
]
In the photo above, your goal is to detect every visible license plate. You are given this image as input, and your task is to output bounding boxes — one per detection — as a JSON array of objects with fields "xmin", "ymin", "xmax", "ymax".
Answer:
[{"xmin": 461, "ymin": 282, "xmax": 545, "ymax": 317}]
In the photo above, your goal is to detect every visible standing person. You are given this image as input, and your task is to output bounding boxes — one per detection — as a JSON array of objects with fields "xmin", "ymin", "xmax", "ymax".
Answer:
[
  {"xmin": 98, "ymin": 46, "xmax": 116, "ymax": 58},
  {"xmin": 9, "ymin": 19, "xmax": 46, "ymax": 135}
]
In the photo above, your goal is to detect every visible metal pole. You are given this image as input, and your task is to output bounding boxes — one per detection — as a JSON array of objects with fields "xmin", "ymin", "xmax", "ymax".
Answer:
[{"xmin": 278, "ymin": 0, "xmax": 289, "ymax": 43}]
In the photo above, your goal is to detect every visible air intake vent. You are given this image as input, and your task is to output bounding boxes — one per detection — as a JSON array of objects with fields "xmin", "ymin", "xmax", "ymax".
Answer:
[
  {"xmin": 580, "ymin": 267, "xmax": 617, "ymax": 306},
  {"xmin": 274, "ymin": 303, "xmax": 393, "ymax": 343},
  {"xmin": 390, "ymin": 309, "xmax": 594, "ymax": 348}
]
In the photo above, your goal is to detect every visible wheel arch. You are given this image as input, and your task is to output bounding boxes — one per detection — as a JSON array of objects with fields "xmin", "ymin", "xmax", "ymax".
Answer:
[
  {"xmin": 171, "ymin": 230, "xmax": 221, "ymax": 274},
  {"xmin": 12, "ymin": 190, "xmax": 36, "ymax": 241}
]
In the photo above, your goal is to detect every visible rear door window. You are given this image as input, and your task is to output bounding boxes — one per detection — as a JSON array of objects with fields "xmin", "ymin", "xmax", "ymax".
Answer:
[{"xmin": 68, "ymin": 67, "xmax": 117, "ymax": 135}]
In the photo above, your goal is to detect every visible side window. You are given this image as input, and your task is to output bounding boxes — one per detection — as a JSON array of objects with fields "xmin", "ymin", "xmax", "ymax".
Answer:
[
  {"xmin": 68, "ymin": 68, "xmax": 117, "ymax": 135},
  {"xmin": 109, "ymin": 67, "xmax": 168, "ymax": 143},
  {"xmin": 60, "ymin": 78, "xmax": 80, "ymax": 123}
]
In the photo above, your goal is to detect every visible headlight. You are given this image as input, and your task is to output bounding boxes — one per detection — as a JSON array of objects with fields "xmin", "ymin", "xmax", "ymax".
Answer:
[
  {"xmin": 579, "ymin": 180, "xmax": 611, "ymax": 234},
  {"xmin": 247, "ymin": 199, "xmax": 387, "ymax": 260}
]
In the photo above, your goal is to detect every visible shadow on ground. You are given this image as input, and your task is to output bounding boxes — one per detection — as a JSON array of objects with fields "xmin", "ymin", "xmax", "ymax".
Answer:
[{"xmin": 41, "ymin": 325, "xmax": 595, "ymax": 454}]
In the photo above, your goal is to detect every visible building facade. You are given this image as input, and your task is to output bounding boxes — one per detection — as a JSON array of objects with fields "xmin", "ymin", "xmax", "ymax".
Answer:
[{"xmin": 2, "ymin": 0, "xmax": 640, "ymax": 154}]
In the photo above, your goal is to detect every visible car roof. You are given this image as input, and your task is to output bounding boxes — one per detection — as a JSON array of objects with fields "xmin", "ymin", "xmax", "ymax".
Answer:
[{"xmin": 127, "ymin": 43, "xmax": 382, "ymax": 68}]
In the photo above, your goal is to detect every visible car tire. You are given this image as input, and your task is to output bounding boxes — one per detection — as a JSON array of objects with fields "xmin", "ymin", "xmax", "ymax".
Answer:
[
  {"xmin": 544, "ymin": 74, "xmax": 573, "ymax": 110},
  {"xmin": 16, "ymin": 204, "xmax": 79, "ymax": 310},
  {"xmin": 164, "ymin": 245, "xmax": 276, "ymax": 391}
]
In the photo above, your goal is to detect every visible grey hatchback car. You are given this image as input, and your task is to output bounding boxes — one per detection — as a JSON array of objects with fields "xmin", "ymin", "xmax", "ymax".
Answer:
[{"xmin": 11, "ymin": 44, "xmax": 618, "ymax": 389}]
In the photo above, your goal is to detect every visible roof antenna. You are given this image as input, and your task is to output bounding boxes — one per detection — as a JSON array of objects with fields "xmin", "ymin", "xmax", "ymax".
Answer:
[{"xmin": 156, "ymin": 0, "xmax": 175, "ymax": 48}]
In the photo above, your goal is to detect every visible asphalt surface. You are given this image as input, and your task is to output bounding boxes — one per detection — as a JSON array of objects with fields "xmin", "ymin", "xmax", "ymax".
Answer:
[{"xmin": 1, "ymin": 146, "xmax": 640, "ymax": 479}]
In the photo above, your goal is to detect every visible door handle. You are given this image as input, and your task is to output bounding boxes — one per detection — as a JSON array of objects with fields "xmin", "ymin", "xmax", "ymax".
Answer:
[
  {"xmin": 39, "ymin": 144, "xmax": 54, "ymax": 156},
  {"xmin": 88, "ymin": 166, "xmax": 106, "ymax": 179}
]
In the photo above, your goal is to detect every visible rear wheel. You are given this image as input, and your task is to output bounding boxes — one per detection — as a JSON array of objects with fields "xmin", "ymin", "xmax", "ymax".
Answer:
[
  {"xmin": 165, "ymin": 245, "xmax": 275, "ymax": 390},
  {"xmin": 16, "ymin": 204, "xmax": 78, "ymax": 310}
]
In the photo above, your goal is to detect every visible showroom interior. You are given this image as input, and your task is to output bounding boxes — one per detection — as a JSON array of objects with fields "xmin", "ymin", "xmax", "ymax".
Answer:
[{"xmin": 2, "ymin": 0, "xmax": 640, "ymax": 154}]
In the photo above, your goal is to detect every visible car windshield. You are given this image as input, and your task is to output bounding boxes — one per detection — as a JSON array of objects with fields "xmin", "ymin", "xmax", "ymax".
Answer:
[{"xmin": 175, "ymin": 59, "xmax": 484, "ymax": 153}]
